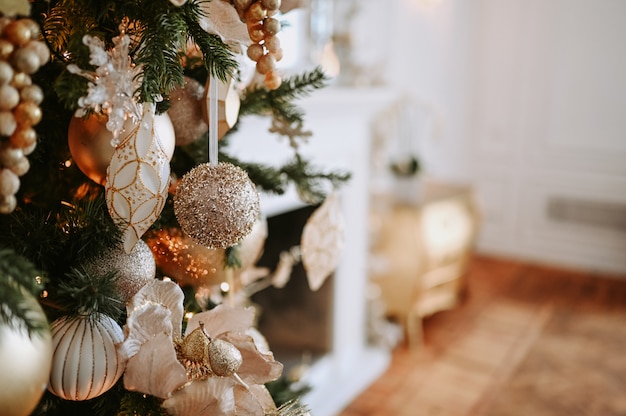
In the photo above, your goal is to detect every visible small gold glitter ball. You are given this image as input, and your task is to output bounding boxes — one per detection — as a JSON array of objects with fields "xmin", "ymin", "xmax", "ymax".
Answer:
[
  {"xmin": 168, "ymin": 76, "xmax": 208, "ymax": 146},
  {"xmin": 181, "ymin": 325, "xmax": 210, "ymax": 363},
  {"xmin": 208, "ymin": 338, "xmax": 243, "ymax": 377},
  {"xmin": 83, "ymin": 240, "xmax": 156, "ymax": 303},
  {"xmin": 174, "ymin": 162, "xmax": 260, "ymax": 249}
]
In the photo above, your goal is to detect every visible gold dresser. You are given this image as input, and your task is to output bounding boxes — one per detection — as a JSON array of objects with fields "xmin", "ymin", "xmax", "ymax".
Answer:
[{"xmin": 370, "ymin": 180, "xmax": 480, "ymax": 346}]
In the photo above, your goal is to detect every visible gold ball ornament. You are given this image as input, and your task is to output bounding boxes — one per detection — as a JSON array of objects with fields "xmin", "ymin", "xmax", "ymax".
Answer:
[
  {"xmin": 67, "ymin": 113, "xmax": 116, "ymax": 185},
  {"xmin": 2, "ymin": 20, "xmax": 31, "ymax": 47},
  {"xmin": 48, "ymin": 313, "xmax": 126, "ymax": 401},
  {"xmin": 9, "ymin": 125, "xmax": 36, "ymax": 148},
  {"xmin": 10, "ymin": 72, "xmax": 31, "ymax": 89},
  {"xmin": 264, "ymin": 71, "xmax": 282, "ymax": 91},
  {"xmin": 0, "ymin": 167, "xmax": 19, "ymax": 195},
  {"xmin": 262, "ymin": 17, "xmax": 281, "ymax": 36},
  {"xmin": 68, "ymin": 112, "xmax": 176, "ymax": 185},
  {"xmin": 146, "ymin": 216, "xmax": 266, "ymax": 288},
  {"xmin": 13, "ymin": 101, "xmax": 42, "ymax": 126},
  {"xmin": 0, "ymin": 40, "xmax": 13, "ymax": 61},
  {"xmin": 0, "ymin": 110, "xmax": 17, "ymax": 136},
  {"xmin": 261, "ymin": 0, "xmax": 281, "ymax": 11},
  {"xmin": 83, "ymin": 239, "xmax": 156, "ymax": 303},
  {"xmin": 247, "ymin": 43, "xmax": 264, "ymax": 62},
  {"xmin": 0, "ymin": 290, "xmax": 53, "ymax": 416},
  {"xmin": 0, "ymin": 84, "xmax": 19, "ymax": 110},
  {"xmin": 174, "ymin": 162, "xmax": 260, "ymax": 249},
  {"xmin": 8, "ymin": 155, "xmax": 28, "ymax": 176},
  {"xmin": 0, "ymin": 60, "xmax": 14, "ymax": 84},
  {"xmin": 145, "ymin": 227, "xmax": 228, "ymax": 288},
  {"xmin": 11, "ymin": 46, "xmax": 40, "ymax": 74},
  {"xmin": 168, "ymin": 76, "xmax": 208, "ymax": 146},
  {"xmin": 0, "ymin": 141, "xmax": 23, "ymax": 167},
  {"xmin": 19, "ymin": 84, "xmax": 43, "ymax": 104},
  {"xmin": 0, "ymin": 193, "xmax": 16, "ymax": 213}
]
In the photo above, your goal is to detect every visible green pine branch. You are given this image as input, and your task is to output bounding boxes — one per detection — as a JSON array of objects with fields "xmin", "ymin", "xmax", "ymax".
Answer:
[
  {"xmin": 280, "ymin": 154, "xmax": 351, "ymax": 204},
  {"xmin": 273, "ymin": 399, "xmax": 312, "ymax": 416},
  {"xmin": 183, "ymin": 0, "xmax": 238, "ymax": 82},
  {"xmin": 36, "ymin": 0, "xmax": 238, "ymax": 107},
  {"xmin": 50, "ymin": 267, "xmax": 124, "ymax": 319},
  {"xmin": 0, "ymin": 249, "xmax": 48, "ymax": 336},
  {"xmin": 133, "ymin": 2, "xmax": 188, "ymax": 102},
  {"xmin": 117, "ymin": 390, "xmax": 168, "ymax": 416},
  {"xmin": 239, "ymin": 67, "xmax": 329, "ymax": 124}
]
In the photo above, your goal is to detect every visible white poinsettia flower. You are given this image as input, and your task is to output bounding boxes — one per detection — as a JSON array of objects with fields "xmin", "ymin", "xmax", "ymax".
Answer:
[{"xmin": 121, "ymin": 279, "xmax": 283, "ymax": 415}]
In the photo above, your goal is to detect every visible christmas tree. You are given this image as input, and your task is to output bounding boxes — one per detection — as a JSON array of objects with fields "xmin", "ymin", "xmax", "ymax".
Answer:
[{"xmin": 0, "ymin": 1, "xmax": 349, "ymax": 415}]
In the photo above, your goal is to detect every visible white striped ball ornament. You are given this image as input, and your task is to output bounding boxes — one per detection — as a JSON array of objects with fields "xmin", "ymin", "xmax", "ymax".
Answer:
[{"xmin": 48, "ymin": 313, "xmax": 126, "ymax": 401}]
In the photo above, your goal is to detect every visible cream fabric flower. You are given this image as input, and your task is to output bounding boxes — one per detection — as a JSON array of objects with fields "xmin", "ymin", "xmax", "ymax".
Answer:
[{"xmin": 121, "ymin": 279, "xmax": 283, "ymax": 415}]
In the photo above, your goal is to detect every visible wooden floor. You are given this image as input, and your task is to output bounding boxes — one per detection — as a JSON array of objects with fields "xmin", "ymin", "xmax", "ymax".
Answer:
[{"xmin": 339, "ymin": 255, "xmax": 626, "ymax": 416}]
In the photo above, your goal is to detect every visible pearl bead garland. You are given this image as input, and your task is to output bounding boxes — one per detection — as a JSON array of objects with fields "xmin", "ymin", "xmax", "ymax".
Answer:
[
  {"xmin": 231, "ymin": 0, "xmax": 284, "ymax": 90},
  {"xmin": 0, "ymin": 16, "xmax": 49, "ymax": 214}
]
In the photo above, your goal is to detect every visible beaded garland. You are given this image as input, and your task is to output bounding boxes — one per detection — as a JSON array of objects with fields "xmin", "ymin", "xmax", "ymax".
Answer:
[
  {"xmin": 230, "ymin": 0, "xmax": 284, "ymax": 90},
  {"xmin": 0, "ymin": 16, "xmax": 49, "ymax": 213}
]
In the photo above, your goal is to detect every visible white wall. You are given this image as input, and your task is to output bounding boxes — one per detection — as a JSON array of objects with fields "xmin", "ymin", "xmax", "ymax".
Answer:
[
  {"xmin": 467, "ymin": 0, "xmax": 626, "ymax": 274},
  {"xmin": 383, "ymin": 0, "xmax": 475, "ymax": 181},
  {"xmin": 349, "ymin": 0, "xmax": 626, "ymax": 274}
]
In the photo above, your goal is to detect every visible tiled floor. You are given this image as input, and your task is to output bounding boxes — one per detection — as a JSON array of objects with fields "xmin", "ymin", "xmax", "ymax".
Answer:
[{"xmin": 339, "ymin": 255, "xmax": 626, "ymax": 416}]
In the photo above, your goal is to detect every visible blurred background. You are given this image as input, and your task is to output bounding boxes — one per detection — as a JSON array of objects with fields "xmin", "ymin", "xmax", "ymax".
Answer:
[
  {"xmin": 274, "ymin": 0, "xmax": 626, "ymax": 275},
  {"xmin": 242, "ymin": 1, "xmax": 626, "ymax": 414}
]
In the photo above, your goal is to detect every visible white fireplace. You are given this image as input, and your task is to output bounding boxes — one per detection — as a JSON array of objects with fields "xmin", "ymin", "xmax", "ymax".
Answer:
[{"xmin": 229, "ymin": 87, "xmax": 400, "ymax": 415}]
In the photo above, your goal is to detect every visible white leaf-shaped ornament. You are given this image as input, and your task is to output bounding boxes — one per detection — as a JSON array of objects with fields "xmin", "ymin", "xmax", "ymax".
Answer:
[
  {"xmin": 199, "ymin": 0, "xmax": 251, "ymax": 48},
  {"xmin": 106, "ymin": 104, "xmax": 174, "ymax": 253},
  {"xmin": 301, "ymin": 191, "xmax": 345, "ymax": 291}
]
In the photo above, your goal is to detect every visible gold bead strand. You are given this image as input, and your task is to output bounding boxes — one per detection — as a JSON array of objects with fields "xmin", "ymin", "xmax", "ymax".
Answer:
[
  {"xmin": 0, "ymin": 17, "xmax": 49, "ymax": 213},
  {"xmin": 260, "ymin": 0, "xmax": 282, "ymax": 89},
  {"xmin": 233, "ymin": 0, "xmax": 284, "ymax": 90}
]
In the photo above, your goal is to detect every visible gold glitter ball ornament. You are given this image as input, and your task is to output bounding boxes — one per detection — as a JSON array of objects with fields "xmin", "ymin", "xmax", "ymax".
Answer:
[
  {"xmin": 168, "ymin": 76, "xmax": 208, "ymax": 146},
  {"xmin": 180, "ymin": 324, "xmax": 211, "ymax": 363},
  {"xmin": 208, "ymin": 338, "xmax": 243, "ymax": 377},
  {"xmin": 174, "ymin": 162, "xmax": 260, "ymax": 249},
  {"xmin": 83, "ymin": 239, "xmax": 156, "ymax": 303}
]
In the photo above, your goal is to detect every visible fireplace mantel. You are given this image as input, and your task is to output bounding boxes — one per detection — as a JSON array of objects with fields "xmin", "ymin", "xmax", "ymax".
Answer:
[{"xmin": 229, "ymin": 86, "xmax": 400, "ymax": 415}]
